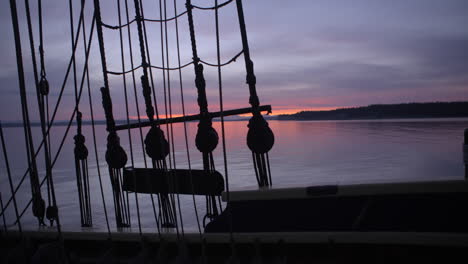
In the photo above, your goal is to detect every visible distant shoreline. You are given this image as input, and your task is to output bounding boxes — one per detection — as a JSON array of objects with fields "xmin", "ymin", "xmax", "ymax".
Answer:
[
  {"xmin": 3, "ymin": 102, "xmax": 468, "ymax": 127},
  {"xmin": 3, "ymin": 116, "xmax": 468, "ymax": 128},
  {"xmin": 277, "ymin": 101, "xmax": 468, "ymax": 121}
]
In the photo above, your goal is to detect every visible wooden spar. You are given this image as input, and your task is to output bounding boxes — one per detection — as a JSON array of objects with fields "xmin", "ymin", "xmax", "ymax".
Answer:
[
  {"xmin": 114, "ymin": 105, "xmax": 272, "ymax": 131},
  {"xmin": 122, "ymin": 167, "xmax": 225, "ymax": 196}
]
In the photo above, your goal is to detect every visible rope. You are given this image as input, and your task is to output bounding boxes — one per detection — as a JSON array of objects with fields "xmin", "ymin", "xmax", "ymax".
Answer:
[
  {"xmin": 161, "ymin": 0, "xmax": 186, "ymax": 238},
  {"xmin": 123, "ymin": 0, "xmax": 163, "ymax": 236},
  {"xmin": 150, "ymin": 61, "xmax": 192, "ymax": 71},
  {"xmin": 106, "ymin": 51, "xmax": 242, "ymax": 75},
  {"xmin": 173, "ymin": 0, "xmax": 206, "ymax": 250},
  {"xmin": 74, "ymin": 4, "xmax": 110, "ymax": 238},
  {"xmin": 101, "ymin": 11, "xmax": 187, "ymax": 30},
  {"xmin": 200, "ymin": 51, "xmax": 243, "ymax": 67},
  {"xmin": 81, "ymin": 0, "xmax": 100, "ymax": 230},
  {"xmin": 235, "ymin": 0, "xmax": 274, "ymax": 187},
  {"xmin": 68, "ymin": 0, "xmax": 92, "ymax": 229},
  {"xmin": 0, "ymin": 193, "xmax": 6, "ymax": 232},
  {"xmin": 0, "ymin": 122, "xmax": 22, "ymax": 234},
  {"xmin": 186, "ymin": 0, "xmax": 221, "ymax": 226},
  {"xmin": 101, "ymin": 18, "xmax": 135, "ymax": 30},
  {"xmin": 0, "ymin": 2, "xmax": 90, "ymax": 220},
  {"xmin": 192, "ymin": 0, "xmax": 233, "ymax": 10},
  {"xmin": 153, "ymin": 0, "xmax": 177, "ymax": 229},
  {"xmin": 95, "ymin": 0, "xmax": 131, "ymax": 228},
  {"xmin": 107, "ymin": 65, "xmax": 142, "ymax": 75},
  {"xmin": 37, "ymin": 0, "xmax": 58, "ymax": 228},
  {"xmin": 100, "ymin": 0, "xmax": 234, "ymax": 30},
  {"xmin": 134, "ymin": 0, "xmax": 176, "ymax": 229},
  {"xmin": 24, "ymin": 0, "xmax": 58, "ymax": 228},
  {"xmin": 140, "ymin": 1, "xmax": 161, "ymax": 121},
  {"xmin": 214, "ymin": 0, "xmax": 235, "ymax": 251},
  {"xmin": 116, "ymin": 0, "xmax": 144, "ymax": 236},
  {"xmin": 143, "ymin": 10, "xmax": 187, "ymax": 23},
  {"xmin": 11, "ymin": 15, "xmax": 97, "ymax": 227},
  {"xmin": 74, "ymin": 112, "xmax": 92, "ymax": 227},
  {"xmin": 10, "ymin": 0, "xmax": 45, "ymax": 227}
]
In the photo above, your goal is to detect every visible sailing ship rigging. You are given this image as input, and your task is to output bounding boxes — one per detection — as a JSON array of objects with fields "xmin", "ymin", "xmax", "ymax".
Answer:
[{"xmin": 1, "ymin": 0, "xmax": 468, "ymax": 263}]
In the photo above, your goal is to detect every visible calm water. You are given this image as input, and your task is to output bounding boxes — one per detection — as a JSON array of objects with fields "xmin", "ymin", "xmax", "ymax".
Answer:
[{"xmin": 1, "ymin": 119, "xmax": 467, "ymax": 230}]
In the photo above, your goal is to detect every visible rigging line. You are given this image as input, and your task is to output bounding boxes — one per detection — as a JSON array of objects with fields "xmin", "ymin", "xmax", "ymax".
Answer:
[
  {"xmin": 39, "ymin": 0, "xmax": 52, "ymax": 168},
  {"xmin": 142, "ymin": 10, "xmax": 187, "ymax": 23},
  {"xmin": 101, "ymin": 18, "xmax": 136, "ymax": 29},
  {"xmin": 12, "ymin": 16, "xmax": 97, "ymax": 225},
  {"xmin": 28, "ymin": 0, "xmax": 60, "ymax": 228},
  {"xmin": 156, "ymin": 0, "xmax": 180, "ymax": 235},
  {"xmin": 24, "ymin": 0, "xmax": 54, "ymax": 223},
  {"xmin": 107, "ymin": 50, "xmax": 243, "ymax": 75},
  {"xmin": 117, "ymin": 0, "xmax": 135, "ymax": 228},
  {"xmin": 173, "ymin": 0, "xmax": 203, "ymax": 239},
  {"xmin": 117, "ymin": 0, "xmax": 142, "ymax": 236},
  {"xmin": 136, "ymin": 0, "xmax": 168, "ymax": 233},
  {"xmin": 192, "ymin": 0, "xmax": 233, "ymax": 10},
  {"xmin": 236, "ymin": 0, "xmax": 258, "ymax": 108},
  {"xmin": 101, "ymin": 10, "xmax": 187, "ymax": 30},
  {"xmin": 107, "ymin": 65, "xmax": 142, "ymax": 75},
  {"xmin": 116, "ymin": 4, "xmax": 131, "ymax": 230},
  {"xmin": 123, "ymin": 0, "xmax": 149, "ymax": 170},
  {"xmin": 95, "ymin": 0, "xmax": 131, "ymax": 229},
  {"xmin": 69, "ymin": 0, "xmax": 79, "ymax": 115},
  {"xmin": 236, "ymin": 0, "xmax": 273, "ymax": 187},
  {"xmin": 149, "ymin": 61, "xmax": 193, "ymax": 71},
  {"xmin": 70, "ymin": 0, "xmax": 83, "ymax": 231},
  {"xmin": 151, "ymin": 0, "xmax": 178, "ymax": 234},
  {"xmin": 82, "ymin": 14, "xmax": 104, "ymax": 233},
  {"xmin": 123, "ymin": 0, "xmax": 161, "ymax": 237},
  {"xmin": 163, "ymin": 0, "xmax": 185, "ymax": 237},
  {"xmin": 94, "ymin": 0, "xmax": 111, "ymax": 91},
  {"xmin": 79, "ymin": 0, "xmax": 93, "ymax": 228},
  {"xmin": 11, "ymin": 0, "xmax": 44, "ymax": 227},
  {"xmin": 186, "ymin": 0, "xmax": 222, "ymax": 229},
  {"xmin": 102, "ymin": 1, "xmax": 232, "ymax": 29},
  {"xmin": 0, "ymin": 2, "xmax": 89, "ymax": 214},
  {"xmin": 43, "ymin": 0, "xmax": 87, "ymax": 144},
  {"xmin": 139, "ymin": 1, "xmax": 160, "ymax": 121},
  {"xmin": 0, "ymin": 193, "xmax": 6, "ymax": 232},
  {"xmin": 37, "ymin": 0, "xmax": 54, "ymax": 224},
  {"xmin": 0, "ymin": 122, "xmax": 22, "ymax": 234},
  {"xmin": 38, "ymin": 0, "xmax": 46, "ymax": 77},
  {"xmin": 214, "ymin": 0, "xmax": 234, "ymax": 245},
  {"xmin": 200, "ymin": 50, "xmax": 243, "ymax": 67}
]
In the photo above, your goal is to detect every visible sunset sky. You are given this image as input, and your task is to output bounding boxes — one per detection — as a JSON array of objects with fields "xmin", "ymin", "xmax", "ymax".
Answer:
[{"xmin": 0, "ymin": 0, "xmax": 467, "ymax": 122}]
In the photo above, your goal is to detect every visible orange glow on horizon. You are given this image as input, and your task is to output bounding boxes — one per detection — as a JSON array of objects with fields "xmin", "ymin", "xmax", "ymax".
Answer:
[
  {"xmin": 129, "ymin": 113, "xmax": 185, "ymax": 120},
  {"xmin": 267, "ymin": 107, "xmax": 338, "ymax": 116},
  {"xmin": 129, "ymin": 107, "xmax": 339, "ymax": 120},
  {"xmin": 237, "ymin": 107, "xmax": 339, "ymax": 116}
]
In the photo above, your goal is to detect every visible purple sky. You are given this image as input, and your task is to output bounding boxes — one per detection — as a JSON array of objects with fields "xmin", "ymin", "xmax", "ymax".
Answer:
[{"xmin": 1, "ymin": 0, "xmax": 467, "ymax": 121}]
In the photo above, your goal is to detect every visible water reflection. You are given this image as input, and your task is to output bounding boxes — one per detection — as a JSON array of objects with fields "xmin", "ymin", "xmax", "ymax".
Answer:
[{"xmin": 1, "ymin": 118, "xmax": 467, "ymax": 229}]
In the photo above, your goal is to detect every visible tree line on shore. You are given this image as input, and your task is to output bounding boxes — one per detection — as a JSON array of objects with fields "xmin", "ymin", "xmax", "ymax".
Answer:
[{"xmin": 277, "ymin": 102, "xmax": 468, "ymax": 120}]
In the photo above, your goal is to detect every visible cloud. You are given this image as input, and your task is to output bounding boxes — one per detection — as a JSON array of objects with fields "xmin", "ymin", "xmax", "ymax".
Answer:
[{"xmin": 1, "ymin": 0, "xmax": 467, "ymax": 121}]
